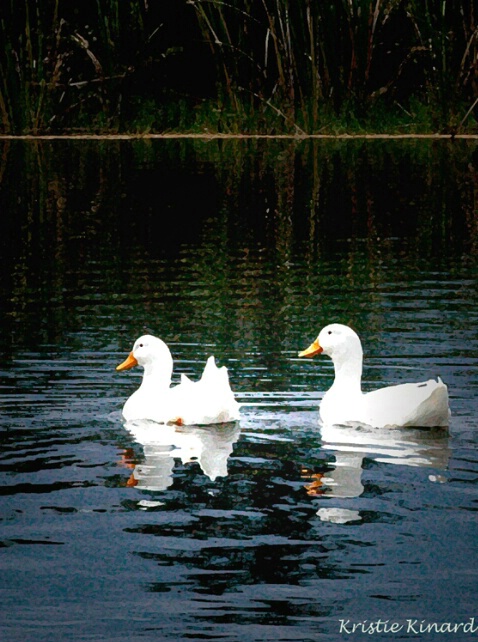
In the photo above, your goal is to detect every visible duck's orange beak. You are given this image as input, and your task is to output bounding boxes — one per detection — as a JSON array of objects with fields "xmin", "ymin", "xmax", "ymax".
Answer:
[
  {"xmin": 116, "ymin": 352, "xmax": 138, "ymax": 371},
  {"xmin": 298, "ymin": 339, "xmax": 323, "ymax": 358}
]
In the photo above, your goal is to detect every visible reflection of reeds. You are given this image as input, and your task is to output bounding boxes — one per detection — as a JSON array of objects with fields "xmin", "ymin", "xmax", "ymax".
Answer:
[{"xmin": 2, "ymin": 138, "xmax": 476, "ymax": 353}]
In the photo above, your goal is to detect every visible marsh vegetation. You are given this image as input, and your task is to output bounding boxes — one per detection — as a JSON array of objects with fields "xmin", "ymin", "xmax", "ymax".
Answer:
[{"xmin": 1, "ymin": 0, "xmax": 477, "ymax": 134}]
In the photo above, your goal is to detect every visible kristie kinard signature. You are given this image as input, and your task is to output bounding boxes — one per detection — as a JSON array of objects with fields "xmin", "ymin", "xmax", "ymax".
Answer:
[{"xmin": 339, "ymin": 618, "xmax": 478, "ymax": 635}]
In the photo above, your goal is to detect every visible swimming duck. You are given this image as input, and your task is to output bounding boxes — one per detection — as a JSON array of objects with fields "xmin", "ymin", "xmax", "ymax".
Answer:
[
  {"xmin": 299, "ymin": 323, "xmax": 450, "ymax": 428},
  {"xmin": 116, "ymin": 335, "xmax": 241, "ymax": 425}
]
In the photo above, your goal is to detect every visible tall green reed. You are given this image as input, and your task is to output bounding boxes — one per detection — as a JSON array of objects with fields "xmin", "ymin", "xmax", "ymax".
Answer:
[
  {"xmin": 0, "ymin": 0, "xmax": 63, "ymax": 133},
  {"xmin": 405, "ymin": 0, "xmax": 478, "ymax": 129},
  {"xmin": 190, "ymin": 0, "xmax": 478, "ymax": 133},
  {"xmin": 0, "ymin": 0, "xmax": 150, "ymax": 133},
  {"xmin": 1, "ymin": 0, "xmax": 476, "ymax": 134}
]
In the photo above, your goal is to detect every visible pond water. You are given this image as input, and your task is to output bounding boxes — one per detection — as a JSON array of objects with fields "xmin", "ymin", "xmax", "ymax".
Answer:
[{"xmin": 0, "ymin": 138, "xmax": 477, "ymax": 642}]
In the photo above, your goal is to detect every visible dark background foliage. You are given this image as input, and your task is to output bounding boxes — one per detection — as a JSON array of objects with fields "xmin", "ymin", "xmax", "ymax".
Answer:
[{"xmin": 0, "ymin": 0, "xmax": 477, "ymax": 134}]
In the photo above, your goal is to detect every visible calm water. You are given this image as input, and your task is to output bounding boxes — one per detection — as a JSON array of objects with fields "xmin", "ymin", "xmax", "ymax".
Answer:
[{"xmin": 0, "ymin": 139, "xmax": 477, "ymax": 642}]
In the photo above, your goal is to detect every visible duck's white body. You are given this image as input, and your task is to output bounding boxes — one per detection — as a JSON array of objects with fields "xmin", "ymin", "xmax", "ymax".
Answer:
[
  {"xmin": 117, "ymin": 335, "xmax": 241, "ymax": 425},
  {"xmin": 299, "ymin": 324, "xmax": 450, "ymax": 428}
]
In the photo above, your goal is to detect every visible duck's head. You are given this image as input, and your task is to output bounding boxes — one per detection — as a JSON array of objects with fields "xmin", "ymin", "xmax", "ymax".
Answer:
[
  {"xmin": 299, "ymin": 323, "xmax": 362, "ymax": 362},
  {"xmin": 116, "ymin": 334, "xmax": 173, "ymax": 378}
]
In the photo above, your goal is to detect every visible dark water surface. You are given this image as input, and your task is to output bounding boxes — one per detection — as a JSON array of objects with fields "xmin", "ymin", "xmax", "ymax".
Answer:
[{"xmin": 0, "ymin": 139, "xmax": 477, "ymax": 642}]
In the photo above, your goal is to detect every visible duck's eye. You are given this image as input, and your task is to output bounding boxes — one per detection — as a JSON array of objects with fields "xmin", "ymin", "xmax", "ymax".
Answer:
[
  {"xmin": 328, "ymin": 331, "xmax": 332, "ymax": 335},
  {"xmin": 139, "ymin": 343, "xmax": 144, "ymax": 348}
]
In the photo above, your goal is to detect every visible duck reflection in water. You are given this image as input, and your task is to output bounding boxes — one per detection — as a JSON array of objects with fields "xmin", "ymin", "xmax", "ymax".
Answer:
[
  {"xmin": 120, "ymin": 420, "xmax": 241, "ymax": 491},
  {"xmin": 302, "ymin": 422, "xmax": 451, "ymax": 524}
]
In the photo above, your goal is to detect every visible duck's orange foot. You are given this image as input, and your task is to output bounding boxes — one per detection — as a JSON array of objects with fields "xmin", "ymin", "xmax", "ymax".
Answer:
[
  {"xmin": 126, "ymin": 473, "xmax": 139, "ymax": 488},
  {"xmin": 169, "ymin": 417, "xmax": 184, "ymax": 426},
  {"xmin": 301, "ymin": 467, "xmax": 326, "ymax": 496},
  {"xmin": 304, "ymin": 476, "xmax": 326, "ymax": 496}
]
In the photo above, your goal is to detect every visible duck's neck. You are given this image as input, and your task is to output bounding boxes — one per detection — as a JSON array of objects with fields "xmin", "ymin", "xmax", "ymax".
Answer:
[
  {"xmin": 139, "ymin": 360, "xmax": 173, "ymax": 393},
  {"xmin": 331, "ymin": 351, "xmax": 363, "ymax": 396}
]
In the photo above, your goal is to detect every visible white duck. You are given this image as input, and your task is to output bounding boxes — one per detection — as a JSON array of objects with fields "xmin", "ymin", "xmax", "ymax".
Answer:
[
  {"xmin": 116, "ymin": 335, "xmax": 241, "ymax": 425},
  {"xmin": 299, "ymin": 323, "xmax": 450, "ymax": 428}
]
